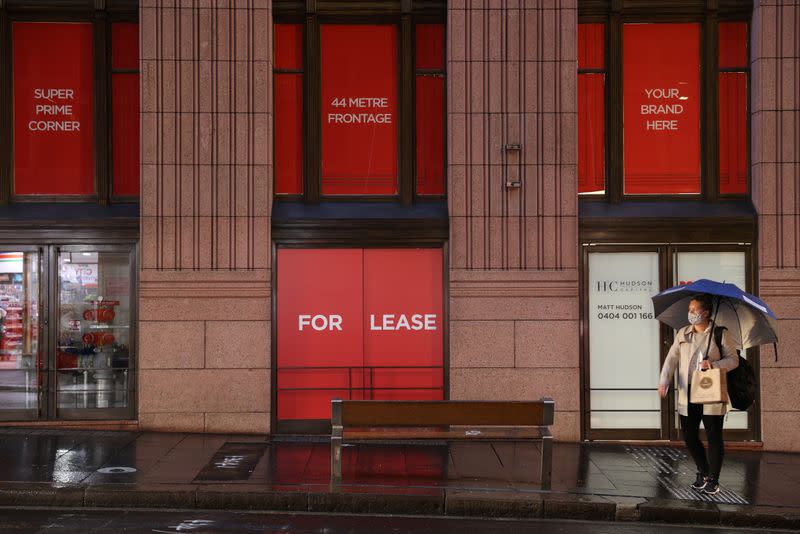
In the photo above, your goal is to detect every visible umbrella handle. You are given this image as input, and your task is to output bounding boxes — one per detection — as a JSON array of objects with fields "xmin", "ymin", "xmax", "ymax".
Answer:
[{"xmin": 703, "ymin": 295, "xmax": 722, "ymax": 360}]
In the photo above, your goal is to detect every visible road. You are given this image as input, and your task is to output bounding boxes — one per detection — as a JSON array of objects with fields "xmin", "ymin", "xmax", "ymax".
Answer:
[{"xmin": 0, "ymin": 508, "xmax": 791, "ymax": 533}]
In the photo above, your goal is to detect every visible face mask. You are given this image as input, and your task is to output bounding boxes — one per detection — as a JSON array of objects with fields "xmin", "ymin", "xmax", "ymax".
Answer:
[{"xmin": 688, "ymin": 311, "xmax": 704, "ymax": 325}]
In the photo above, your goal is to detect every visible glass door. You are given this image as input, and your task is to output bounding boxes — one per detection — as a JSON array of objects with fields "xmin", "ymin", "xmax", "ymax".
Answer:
[
  {"xmin": 584, "ymin": 247, "xmax": 665, "ymax": 440},
  {"xmin": 52, "ymin": 246, "xmax": 135, "ymax": 420},
  {"xmin": 670, "ymin": 246, "xmax": 756, "ymax": 441},
  {"xmin": 582, "ymin": 244, "xmax": 758, "ymax": 442},
  {"xmin": 0, "ymin": 249, "xmax": 42, "ymax": 421}
]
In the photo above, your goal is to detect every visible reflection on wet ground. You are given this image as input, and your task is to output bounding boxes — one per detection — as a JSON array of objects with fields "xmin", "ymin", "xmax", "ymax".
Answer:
[
  {"xmin": 0, "ymin": 428, "xmax": 798, "ymax": 508},
  {"xmin": 0, "ymin": 509, "xmax": 796, "ymax": 534}
]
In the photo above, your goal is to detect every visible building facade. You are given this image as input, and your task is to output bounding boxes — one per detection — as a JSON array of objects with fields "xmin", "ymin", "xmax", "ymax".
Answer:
[{"xmin": 0, "ymin": 0, "xmax": 797, "ymax": 452}]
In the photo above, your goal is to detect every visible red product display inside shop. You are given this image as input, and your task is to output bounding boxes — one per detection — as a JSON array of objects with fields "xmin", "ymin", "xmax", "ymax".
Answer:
[
  {"xmin": 57, "ymin": 300, "xmax": 120, "ymax": 369},
  {"xmin": 81, "ymin": 300, "xmax": 118, "ymax": 347}
]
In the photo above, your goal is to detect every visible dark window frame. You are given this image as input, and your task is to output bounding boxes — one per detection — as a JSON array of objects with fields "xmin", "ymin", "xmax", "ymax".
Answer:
[
  {"xmin": 578, "ymin": 0, "xmax": 752, "ymax": 203},
  {"xmin": 0, "ymin": 1, "xmax": 138, "ymax": 206},
  {"xmin": 273, "ymin": 1, "xmax": 447, "ymax": 206},
  {"xmin": 580, "ymin": 242, "xmax": 759, "ymax": 443}
]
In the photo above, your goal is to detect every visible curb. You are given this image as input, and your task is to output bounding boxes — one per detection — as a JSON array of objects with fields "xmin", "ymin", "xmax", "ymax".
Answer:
[{"xmin": 0, "ymin": 484, "xmax": 798, "ymax": 529}]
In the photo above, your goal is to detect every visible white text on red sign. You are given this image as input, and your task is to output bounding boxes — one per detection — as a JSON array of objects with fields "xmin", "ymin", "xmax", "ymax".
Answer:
[
  {"xmin": 29, "ymin": 88, "xmax": 80, "ymax": 132},
  {"xmin": 327, "ymin": 96, "xmax": 392, "ymax": 124},
  {"xmin": 640, "ymin": 87, "xmax": 686, "ymax": 131},
  {"xmin": 298, "ymin": 314, "xmax": 438, "ymax": 331}
]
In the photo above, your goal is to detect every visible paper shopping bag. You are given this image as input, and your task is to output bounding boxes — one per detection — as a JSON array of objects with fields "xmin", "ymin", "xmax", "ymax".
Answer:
[{"xmin": 690, "ymin": 368, "xmax": 728, "ymax": 404}]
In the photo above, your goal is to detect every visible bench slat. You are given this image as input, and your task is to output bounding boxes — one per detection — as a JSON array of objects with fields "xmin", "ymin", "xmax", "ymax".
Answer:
[{"xmin": 336, "ymin": 400, "xmax": 553, "ymax": 427}]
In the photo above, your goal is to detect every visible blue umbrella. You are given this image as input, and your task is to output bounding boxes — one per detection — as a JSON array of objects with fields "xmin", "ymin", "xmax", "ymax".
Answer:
[{"xmin": 651, "ymin": 279, "xmax": 778, "ymax": 352}]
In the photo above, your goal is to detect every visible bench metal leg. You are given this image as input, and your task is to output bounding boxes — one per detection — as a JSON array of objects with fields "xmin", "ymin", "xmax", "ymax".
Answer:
[
  {"xmin": 331, "ymin": 399, "xmax": 343, "ymax": 485},
  {"xmin": 540, "ymin": 429, "xmax": 553, "ymax": 490},
  {"xmin": 331, "ymin": 436, "xmax": 342, "ymax": 482}
]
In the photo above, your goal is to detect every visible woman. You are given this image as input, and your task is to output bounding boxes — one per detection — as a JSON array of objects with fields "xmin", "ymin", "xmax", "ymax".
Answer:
[{"xmin": 658, "ymin": 293, "xmax": 739, "ymax": 495}]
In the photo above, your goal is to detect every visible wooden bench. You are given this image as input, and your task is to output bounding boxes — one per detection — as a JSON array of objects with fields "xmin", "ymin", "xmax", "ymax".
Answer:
[{"xmin": 330, "ymin": 398, "xmax": 555, "ymax": 489}]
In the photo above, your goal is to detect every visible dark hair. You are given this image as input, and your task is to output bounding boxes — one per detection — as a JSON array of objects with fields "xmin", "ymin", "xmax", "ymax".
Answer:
[{"xmin": 691, "ymin": 294, "xmax": 715, "ymax": 315}]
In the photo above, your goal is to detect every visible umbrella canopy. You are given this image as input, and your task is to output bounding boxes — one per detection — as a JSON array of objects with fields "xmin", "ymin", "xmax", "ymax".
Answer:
[{"xmin": 651, "ymin": 279, "xmax": 778, "ymax": 350}]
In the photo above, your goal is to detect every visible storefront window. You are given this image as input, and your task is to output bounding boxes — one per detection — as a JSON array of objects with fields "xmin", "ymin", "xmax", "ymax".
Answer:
[
  {"xmin": 579, "ymin": 9, "xmax": 750, "ymax": 201},
  {"xmin": 56, "ymin": 251, "xmax": 132, "ymax": 413},
  {"xmin": 111, "ymin": 22, "xmax": 140, "ymax": 197},
  {"xmin": 585, "ymin": 246, "xmax": 754, "ymax": 439},
  {"xmin": 588, "ymin": 252, "xmax": 661, "ymax": 430},
  {"xmin": 13, "ymin": 22, "xmax": 95, "ymax": 195},
  {"xmin": 4, "ymin": 12, "xmax": 139, "ymax": 202},
  {"xmin": 0, "ymin": 252, "xmax": 40, "ymax": 420},
  {"xmin": 623, "ymin": 23, "xmax": 701, "ymax": 195},
  {"xmin": 718, "ymin": 22, "xmax": 748, "ymax": 195},
  {"xmin": 578, "ymin": 23, "xmax": 605, "ymax": 195},
  {"xmin": 321, "ymin": 25, "xmax": 399, "ymax": 195},
  {"xmin": 276, "ymin": 248, "xmax": 443, "ymax": 427},
  {"xmin": 274, "ymin": 23, "xmax": 304, "ymax": 196},
  {"xmin": 272, "ymin": 8, "xmax": 446, "ymax": 202}
]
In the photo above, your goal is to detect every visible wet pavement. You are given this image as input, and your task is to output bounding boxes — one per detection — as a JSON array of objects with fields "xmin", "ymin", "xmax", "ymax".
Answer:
[
  {"xmin": 0, "ymin": 509, "xmax": 797, "ymax": 533},
  {"xmin": 0, "ymin": 429, "xmax": 799, "ymax": 528}
]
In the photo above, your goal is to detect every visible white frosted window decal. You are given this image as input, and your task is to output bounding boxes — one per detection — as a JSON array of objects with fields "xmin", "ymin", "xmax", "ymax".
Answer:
[{"xmin": 589, "ymin": 252, "xmax": 661, "ymax": 429}]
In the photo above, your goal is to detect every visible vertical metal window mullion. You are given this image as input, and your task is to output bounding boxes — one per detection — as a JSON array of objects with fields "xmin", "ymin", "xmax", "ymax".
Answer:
[
  {"xmin": 661, "ymin": 244, "xmax": 675, "ymax": 440},
  {"xmin": 704, "ymin": 14, "xmax": 720, "ymax": 202},
  {"xmin": 35, "ymin": 246, "xmax": 46, "ymax": 420},
  {"xmin": 47, "ymin": 245, "xmax": 59, "ymax": 420},
  {"xmin": 607, "ymin": 12, "xmax": 623, "ymax": 203},
  {"xmin": 400, "ymin": 12, "xmax": 414, "ymax": 206},
  {"xmin": 304, "ymin": 9, "xmax": 320, "ymax": 204},
  {"xmin": 127, "ymin": 245, "xmax": 137, "ymax": 420},
  {"xmin": 94, "ymin": 7, "xmax": 111, "ymax": 205}
]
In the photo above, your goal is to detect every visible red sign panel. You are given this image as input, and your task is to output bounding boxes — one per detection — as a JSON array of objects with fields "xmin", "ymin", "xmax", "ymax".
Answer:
[
  {"xmin": 277, "ymin": 249, "xmax": 364, "ymax": 368},
  {"xmin": 13, "ymin": 22, "xmax": 94, "ymax": 195},
  {"xmin": 364, "ymin": 249, "xmax": 442, "ymax": 365},
  {"xmin": 578, "ymin": 23, "xmax": 605, "ymax": 70},
  {"xmin": 719, "ymin": 22, "xmax": 748, "ymax": 70},
  {"xmin": 364, "ymin": 249, "xmax": 443, "ymax": 401},
  {"xmin": 623, "ymin": 24, "xmax": 700, "ymax": 195},
  {"xmin": 321, "ymin": 25, "xmax": 398, "ymax": 195},
  {"xmin": 274, "ymin": 23, "xmax": 304, "ymax": 196},
  {"xmin": 277, "ymin": 248, "xmax": 443, "ymax": 421}
]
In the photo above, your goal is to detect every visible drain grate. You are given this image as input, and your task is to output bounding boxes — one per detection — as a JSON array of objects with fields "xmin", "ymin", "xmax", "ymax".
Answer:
[
  {"xmin": 625, "ymin": 446, "xmax": 748, "ymax": 505},
  {"xmin": 194, "ymin": 442, "xmax": 267, "ymax": 482}
]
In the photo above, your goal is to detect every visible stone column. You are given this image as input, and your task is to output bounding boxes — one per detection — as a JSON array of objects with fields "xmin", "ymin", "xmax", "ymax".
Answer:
[
  {"xmin": 139, "ymin": 1, "xmax": 272, "ymax": 433},
  {"xmin": 752, "ymin": 0, "xmax": 800, "ymax": 451},
  {"xmin": 447, "ymin": 1, "xmax": 579, "ymax": 440}
]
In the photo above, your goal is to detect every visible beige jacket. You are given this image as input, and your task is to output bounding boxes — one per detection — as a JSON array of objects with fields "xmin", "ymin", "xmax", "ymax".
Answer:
[{"xmin": 659, "ymin": 324, "xmax": 739, "ymax": 417}]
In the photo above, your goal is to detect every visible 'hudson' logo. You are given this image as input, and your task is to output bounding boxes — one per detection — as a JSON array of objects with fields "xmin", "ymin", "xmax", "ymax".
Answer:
[{"xmin": 595, "ymin": 280, "xmax": 654, "ymax": 293}]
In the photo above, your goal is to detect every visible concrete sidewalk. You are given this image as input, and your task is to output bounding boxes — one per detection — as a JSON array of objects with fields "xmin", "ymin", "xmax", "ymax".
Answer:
[{"xmin": 0, "ymin": 428, "xmax": 798, "ymax": 529}]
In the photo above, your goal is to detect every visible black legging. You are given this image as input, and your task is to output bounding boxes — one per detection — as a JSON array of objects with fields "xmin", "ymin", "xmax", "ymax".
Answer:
[{"xmin": 680, "ymin": 401, "xmax": 725, "ymax": 480}]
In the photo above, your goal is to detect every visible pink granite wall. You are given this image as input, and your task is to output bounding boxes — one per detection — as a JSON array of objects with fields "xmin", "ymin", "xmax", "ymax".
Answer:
[
  {"xmin": 752, "ymin": 0, "xmax": 800, "ymax": 451},
  {"xmin": 448, "ymin": 1, "xmax": 580, "ymax": 440},
  {"xmin": 139, "ymin": 1, "xmax": 272, "ymax": 433}
]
